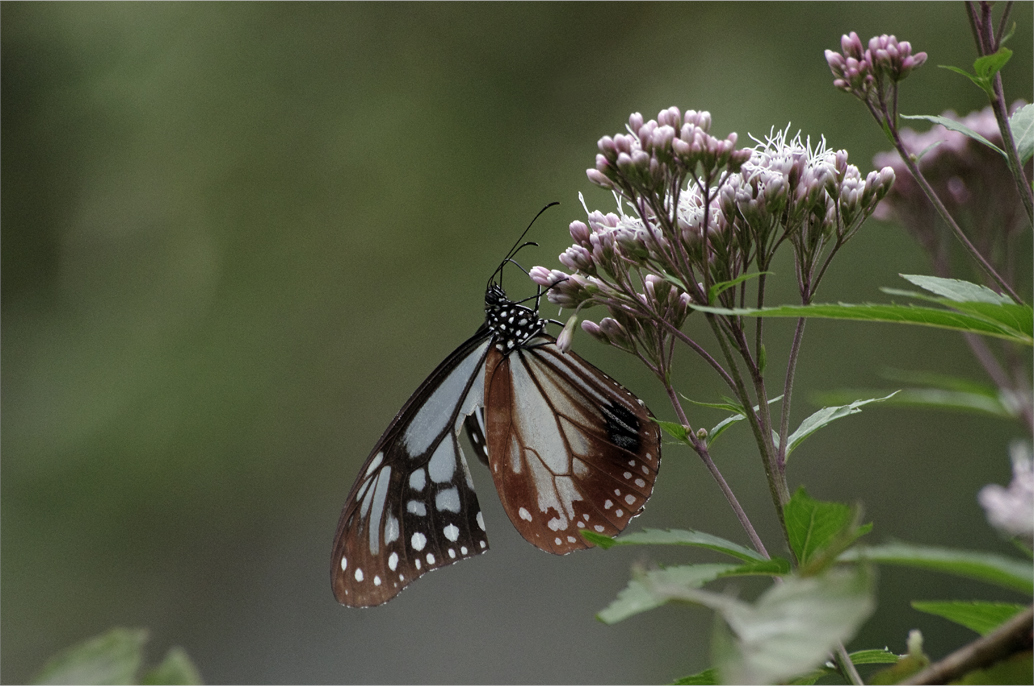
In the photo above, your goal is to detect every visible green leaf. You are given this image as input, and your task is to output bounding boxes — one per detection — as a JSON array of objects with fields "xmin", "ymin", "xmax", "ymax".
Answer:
[
  {"xmin": 817, "ymin": 387, "xmax": 1016, "ymax": 419},
  {"xmin": 708, "ymin": 271, "xmax": 772, "ymax": 304},
  {"xmin": 784, "ymin": 488, "xmax": 870, "ymax": 570},
  {"xmin": 672, "ymin": 668, "xmax": 720, "ymax": 685},
  {"xmin": 785, "ymin": 393, "xmax": 898, "ymax": 459},
  {"xmin": 939, "ymin": 64, "xmax": 991, "ymax": 94},
  {"xmin": 898, "ymin": 274, "xmax": 1014, "ymax": 305},
  {"xmin": 848, "ymin": 648, "xmax": 902, "ymax": 665},
  {"xmin": 584, "ymin": 528, "xmax": 767, "ymax": 562},
  {"xmin": 597, "ymin": 564, "xmax": 737, "ymax": 624},
  {"xmin": 974, "ymin": 47, "xmax": 1012, "ymax": 79},
  {"xmin": 705, "ymin": 395, "xmax": 782, "ymax": 448},
  {"xmin": 34, "ymin": 628, "xmax": 148, "ymax": 685},
  {"xmin": 655, "ymin": 419, "xmax": 691, "ymax": 444},
  {"xmin": 1011, "ymin": 103, "xmax": 1034, "ymax": 164},
  {"xmin": 881, "ymin": 286, "xmax": 1034, "ymax": 340},
  {"xmin": 840, "ymin": 542, "xmax": 1033, "ymax": 594},
  {"xmin": 790, "ymin": 649, "xmax": 900, "ymax": 685},
  {"xmin": 660, "ymin": 271, "xmax": 690, "ymax": 292},
  {"xmin": 141, "ymin": 647, "xmax": 203, "ymax": 685},
  {"xmin": 900, "ymin": 114, "xmax": 1007, "ymax": 158},
  {"xmin": 717, "ymin": 558, "xmax": 792, "ymax": 577},
  {"xmin": 655, "ymin": 568, "xmax": 875, "ymax": 685},
  {"xmin": 690, "ymin": 301, "xmax": 1032, "ymax": 344},
  {"xmin": 911, "ymin": 601, "xmax": 1027, "ymax": 636},
  {"xmin": 581, "ymin": 529, "xmax": 618, "ymax": 549}
]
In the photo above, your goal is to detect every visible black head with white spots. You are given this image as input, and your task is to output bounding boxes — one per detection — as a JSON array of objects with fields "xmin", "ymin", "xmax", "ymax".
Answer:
[{"xmin": 484, "ymin": 284, "xmax": 545, "ymax": 353}]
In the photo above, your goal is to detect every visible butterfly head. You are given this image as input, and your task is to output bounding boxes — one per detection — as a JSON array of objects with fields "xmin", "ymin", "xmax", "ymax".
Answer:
[{"xmin": 485, "ymin": 284, "xmax": 545, "ymax": 351}]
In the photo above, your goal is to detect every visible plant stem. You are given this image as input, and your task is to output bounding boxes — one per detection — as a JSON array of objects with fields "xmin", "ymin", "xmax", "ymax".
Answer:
[
  {"xmin": 885, "ymin": 116, "xmax": 1024, "ymax": 303},
  {"xmin": 904, "ymin": 605, "xmax": 1034, "ymax": 684},
  {"xmin": 706, "ymin": 314, "xmax": 793, "ymax": 553},
  {"xmin": 834, "ymin": 642, "xmax": 864, "ymax": 685},
  {"xmin": 778, "ymin": 318, "xmax": 808, "ymax": 467},
  {"xmin": 661, "ymin": 377, "xmax": 770, "ymax": 559},
  {"xmin": 966, "ymin": 1, "xmax": 1034, "ymax": 224}
]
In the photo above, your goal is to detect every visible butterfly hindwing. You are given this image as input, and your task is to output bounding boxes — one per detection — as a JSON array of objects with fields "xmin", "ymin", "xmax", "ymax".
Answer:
[
  {"xmin": 331, "ymin": 334, "xmax": 492, "ymax": 607},
  {"xmin": 484, "ymin": 334, "xmax": 661, "ymax": 555}
]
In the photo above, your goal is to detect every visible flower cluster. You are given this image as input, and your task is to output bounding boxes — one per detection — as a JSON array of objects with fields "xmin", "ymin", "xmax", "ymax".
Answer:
[
  {"xmin": 978, "ymin": 442, "xmax": 1034, "ymax": 549},
  {"xmin": 531, "ymin": 108, "xmax": 895, "ymax": 364},
  {"xmin": 873, "ymin": 103, "xmax": 1030, "ymax": 274},
  {"xmin": 825, "ymin": 32, "xmax": 927, "ymax": 103}
]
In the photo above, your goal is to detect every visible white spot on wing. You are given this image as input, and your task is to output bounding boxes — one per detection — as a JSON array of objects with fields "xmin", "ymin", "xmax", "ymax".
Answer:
[
  {"xmin": 476, "ymin": 511, "xmax": 486, "ymax": 531},
  {"xmin": 409, "ymin": 469, "xmax": 426, "ymax": 491},
  {"xmin": 340, "ymin": 556, "xmax": 347, "ymax": 571},
  {"xmin": 519, "ymin": 507, "xmax": 532, "ymax": 522},
  {"xmin": 428, "ymin": 438, "xmax": 456, "ymax": 483},
  {"xmin": 365, "ymin": 452, "xmax": 384, "ymax": 477},
  {"xmin": 411, "ymin": 532, "xmax": 427, "ymax": 551},
  {"xmin": 443, "ymin": 524, "xmax": 459, "ymax": 541},
  {"xmin": 368, "ymin": 466, "xmax": 393, "ymax": 554},
  {"xmin": 385, "ymin": 514, "xmax": 400, "ymax": 545},
  {"xmin": 355, "ymin": 568, "xmax": 364, "ymax": 582},
  {"xmin": 388, "ymin": 552, "xmax": 398, "ymax": 571},
  {"xmin": 435, "ymin": 487, "xmax": 460, "ymax": 513},
  {"xmin": 407, "ymin": 500, "xmax": 427, "ymax": 516}
]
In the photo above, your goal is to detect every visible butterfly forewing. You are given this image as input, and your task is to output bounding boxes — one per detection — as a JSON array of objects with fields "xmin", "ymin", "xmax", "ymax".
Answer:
[
  {"xmin": 484, "ymin": 334, "xmax": 661, "ymax": 555},
  {"xmin": 331, "ymin": 334, "xmax": 493, "ymax": 607}
]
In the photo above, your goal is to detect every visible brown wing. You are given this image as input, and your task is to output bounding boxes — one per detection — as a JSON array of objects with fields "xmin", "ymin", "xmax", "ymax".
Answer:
[{"xmin": 484, "ymin": 334, "xmax": 661, "ymax": 554}]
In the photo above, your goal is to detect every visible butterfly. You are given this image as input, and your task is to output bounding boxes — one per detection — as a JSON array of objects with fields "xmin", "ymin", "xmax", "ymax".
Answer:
[{"xmin": 331, "ymin": 216, "xmax": 662, "ymax": 607}]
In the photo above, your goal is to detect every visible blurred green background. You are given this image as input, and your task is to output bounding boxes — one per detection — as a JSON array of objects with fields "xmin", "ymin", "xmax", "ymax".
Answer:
[{"xmin": 3, "ymin": 3, "xmax": 1031, "ymax": 684}]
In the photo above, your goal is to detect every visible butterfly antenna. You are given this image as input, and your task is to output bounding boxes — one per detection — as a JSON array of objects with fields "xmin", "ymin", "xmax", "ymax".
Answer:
[{"xmin": 487, "ymin": 202, "xmax": 560, "ymax": 291}]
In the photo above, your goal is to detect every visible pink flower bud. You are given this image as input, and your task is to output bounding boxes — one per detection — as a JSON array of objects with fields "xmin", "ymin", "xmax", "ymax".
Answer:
[{"xmin": 555, "ymin": 314, "xmax": 579, "ymax": 353}]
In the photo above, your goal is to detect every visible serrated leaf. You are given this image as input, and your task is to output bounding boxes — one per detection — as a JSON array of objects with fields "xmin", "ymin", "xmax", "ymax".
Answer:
[
  {"xmin": 785, "ymin": 393, "xmax": 897, "ymax": 458},
  {"xmin": 900, "ymin": 114, "xmax": 1006, "ymax": 157},
  {"xmin": 785, "ymin": 488, "xmax": 856, "ymax": 567},
  {"xmin": 690, "ymin": 301, "xmax": 1032, "ymax": 344},
  {"xmin": 840, "ymin": 542, "xmax": 1033, "ymax": 594},
  {"xmin": 34, "ymin": 628, "xmax": 148, "ymax": 685},
  {"xmin": 973, "ymin": 48, "xmax": 1012, "ymax": 78},
  {"xmin": 141, "ymin": 647, "xmax": 203, "ymax": 685},
  {"xmin": 1011, "ymin": 103, "xmax": 1034, "ymax": 164},
  {"xmin": 586, "ymin": 528, "xmax": 767, "ymax": 562},
  {"xmin": 899, "ymin": 274, "xmax": 1014, "ymax": 305},
  {"xmin": 911, "ymin": 601, "xmax": 1027, "ymax": 636},
  {"xmin": 654, "ymin": 568, "xmax": 875, "ymax": 685},
  {"xmin": 597, "ymin": 564, "xmax": 737, "ymax": 624},
  {"xmin": 673, "ymin": 668, "xmax": 720, "ymax": 685},
  {"xmin": 879, "ymin": 286, "xmax": 1033, "ymax": 340}
]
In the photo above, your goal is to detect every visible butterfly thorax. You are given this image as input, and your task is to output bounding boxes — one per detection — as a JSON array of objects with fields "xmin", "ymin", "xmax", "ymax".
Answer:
[{"xmin": 484, "ymin": 284, "xmax": 544, "ymax": 352}]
